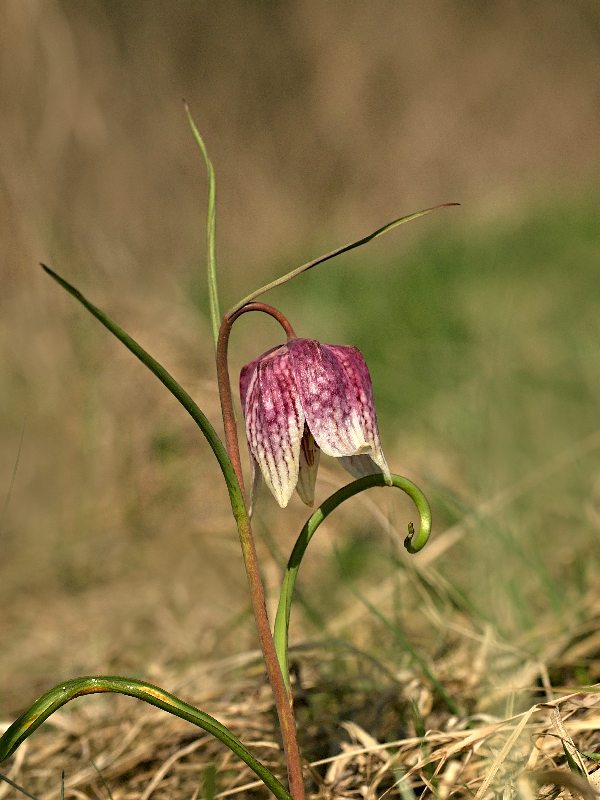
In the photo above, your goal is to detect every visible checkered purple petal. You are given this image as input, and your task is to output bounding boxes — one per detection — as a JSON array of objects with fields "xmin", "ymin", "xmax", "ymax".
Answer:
[
  {"xmin": 241, "ymin": 345, "xmax": 304, "ymax": 508},
  {"xmin": 287, "ymin": 339, "xmax": 390, "ymax": 481},
  {"xmin": 329, "ymin": 343, "xmax": 391, "ymax": 482}
]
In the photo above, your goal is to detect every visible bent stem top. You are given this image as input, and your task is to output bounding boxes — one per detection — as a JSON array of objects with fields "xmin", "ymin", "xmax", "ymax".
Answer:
[{"xmin": 216, "ymin": 302, "xmax": 297, "ymax": 495}]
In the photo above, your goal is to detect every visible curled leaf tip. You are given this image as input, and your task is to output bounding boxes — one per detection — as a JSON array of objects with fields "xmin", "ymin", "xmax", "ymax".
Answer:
[
  {"xmin": 404, "ymin": 516, "xmax": 429, "ymax": 554},
  {"xmin": 404, "ymin": 521, "xmax": 416, "ymax": 552}
]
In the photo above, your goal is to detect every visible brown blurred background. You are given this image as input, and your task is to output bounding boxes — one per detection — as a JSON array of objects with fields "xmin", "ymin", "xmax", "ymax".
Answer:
[
  {"xmin": 1, "ymin": 0, "xmax": 600, "ymax": 715},
  {"xmin": 3, "ymin": 0, "xmax": 600, "ymax": 283}
]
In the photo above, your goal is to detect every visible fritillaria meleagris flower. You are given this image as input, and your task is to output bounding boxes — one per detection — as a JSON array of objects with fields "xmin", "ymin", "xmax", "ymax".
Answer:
[{"xmin": 240, "ymin": 338, "xmax": 391, "ymax": 508}]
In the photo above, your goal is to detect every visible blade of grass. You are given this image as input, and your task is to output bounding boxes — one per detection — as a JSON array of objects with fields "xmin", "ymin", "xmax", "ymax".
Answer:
[
  {"xmin": 202, "ymin": 763, "xmax": 217, "ymax": 800},
  {"xmin": 91, "ymin": 759, "xmax": 115, "ymax": 800},
  {"xmin": 184, "ymin": 103, "xmax": 220, "ymax": 348},
  {"xmin": 0, "ymin": 676, "xmax": 292, "ymax": 800},
  {"xmin": 0, "ymin": 418, "xmax": 26, "ymax": 541},
  {"xmin": 0, "ymin": 772, "xmax": 41, "ymax": 800},
  {"xmin": 40, "ymin": 264, "xmax": 245, "ymax": 519},
  {"xmin": 409, "ymin": 700, "xmax": 437, "ymax": 785},
  {"xmin": 228, "ymin": 203, "xmax": 459, "ymax": 314}
]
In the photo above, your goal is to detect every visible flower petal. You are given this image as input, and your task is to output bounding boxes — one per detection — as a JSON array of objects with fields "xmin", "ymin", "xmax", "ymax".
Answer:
[
  {"xmin": 241, "ymin": 357, "xmax": 262, "ymax": 515},
  {"xmin": 338, "ymin": 454, "xmax": 384, "ymax": 480},
  {"xmin": 296, "ymin": 427, "xmax": 320, "ymax": 505},
  {"xmin": 288, "ymin": 339, "xmax": 391, "ymax": 482},
  {"xmin": 240, "ymin": 344, "xmax": 282, "ymax": 408},
  {"xmin": 242, "ymin": 345, "xmax": 304, "ymax": 508},
  {"xmin": 327, "ymin": 343, "xmax": 391, "ymax": 483},
  {"xmin": 247, "ymin": 455, "xmax": 263, "ymax": 517}
]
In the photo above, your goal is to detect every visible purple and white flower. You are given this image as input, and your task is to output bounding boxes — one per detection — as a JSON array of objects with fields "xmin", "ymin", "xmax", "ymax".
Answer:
[{"xmin": 240, "ymin": 338, "xmax": 391, "ymax": 508}]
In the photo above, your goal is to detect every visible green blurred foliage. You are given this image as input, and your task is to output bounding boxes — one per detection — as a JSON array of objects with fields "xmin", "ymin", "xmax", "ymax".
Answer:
[{"xmin": 283, "ymin": 193, "xmax": 599, "ymax": 644}]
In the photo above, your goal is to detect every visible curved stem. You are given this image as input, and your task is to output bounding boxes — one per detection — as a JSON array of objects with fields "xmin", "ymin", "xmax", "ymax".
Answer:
[
  {"xmin": 216, "ymin": 302, "xmax": 296, "ymax": 500},
  {"xmin": 0, "ymin": 676, "xmax": 291, "ymax": 800},
  {"xmin": 216, "ymin": 304, "xmax": 304, "ymax": 800},
  {"xmin": 273, "ymin": 473, "xmax": 432, "ymax": 689}
]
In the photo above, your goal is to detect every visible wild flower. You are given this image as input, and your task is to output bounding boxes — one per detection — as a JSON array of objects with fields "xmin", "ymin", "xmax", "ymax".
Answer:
[{"xmin": 240, "ymin": 337, "xmax": 391, "ymax": 508}]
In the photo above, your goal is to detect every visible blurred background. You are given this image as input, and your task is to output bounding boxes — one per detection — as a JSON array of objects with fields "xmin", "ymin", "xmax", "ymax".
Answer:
[{"xmin": 1, "ymin": 0, "xmax": 599, "ymax": 720}]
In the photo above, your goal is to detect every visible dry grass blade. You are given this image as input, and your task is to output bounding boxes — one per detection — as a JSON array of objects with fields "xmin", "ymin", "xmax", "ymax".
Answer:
[
  {"xmin": 2, "ymin": 656, "xmax": 599, "ymax": 798},
  {"xmin": 0, "ymin": 772, "xmax": 40, "ymax": 800},
  {"xmin": 474, "ymin": 705, "xmax": 539, "ymax": 799},
  {"xmin": 0, "ymin": 726, "xmax": 28, "ymax": 800},
  {"xmin": 140, "ymin": 737, "xmax": 210, "ymax": 800},
  {"xmin": 552, "ymin": 706, "xmax": 588, "ymax": 778}
]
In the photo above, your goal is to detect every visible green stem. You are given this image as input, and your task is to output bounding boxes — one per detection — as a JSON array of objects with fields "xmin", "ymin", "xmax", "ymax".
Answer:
[
  {"xmin": 273, "ymin": 473, "xmax": 432, "ymax": 690},
  {"xmin": 0, "ymin": 677, "xmax": 291, "ymax": 800}
]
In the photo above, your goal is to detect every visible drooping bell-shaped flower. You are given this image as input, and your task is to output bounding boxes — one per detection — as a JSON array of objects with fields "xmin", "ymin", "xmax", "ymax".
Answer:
[{"xmin": 240, "ymin": 338, "xmax": 391, "ymax": 508}]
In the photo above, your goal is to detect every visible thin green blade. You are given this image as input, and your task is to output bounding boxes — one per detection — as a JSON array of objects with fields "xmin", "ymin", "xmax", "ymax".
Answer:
[
  {"xmin": 40, "ymin": 264, "xmax": 244, "ymax": 517},
  {"xmin": 0, "ymin": 676, "xmax": 292, "ymax": 800},
  {"xmin": 185, "ymin": 103, "xmax": 221, "ymax": 347},
  {"xmin": 229, "ymin": 203, "xmax": 460, "ymax": 314}
]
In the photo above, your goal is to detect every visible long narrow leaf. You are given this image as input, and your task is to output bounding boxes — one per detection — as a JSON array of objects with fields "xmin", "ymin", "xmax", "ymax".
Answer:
[
  {"xmin": 273, "ymin": 473, "xmax": 432, "ymax": 689},
  {"xmin": 40, "ymin": 265, "xmax": 245, "ymax": 519},
  {"xmin": 0, "ymin": 772, "xmax": 41, "ymax": 800},
  {"xmin": 228, "ymin": 203, "xmax": 459, "ymax": 315},
  {"xmin": 185, "ymin": 103, "xmax": 221, "ymax": 347},
  {"xmin": 0, "ymin": 676, "xmax": 291, "ymax": 800},
  {"xmin": 0, "ymin": 418, "xmax": 26, "ymax": 541}
]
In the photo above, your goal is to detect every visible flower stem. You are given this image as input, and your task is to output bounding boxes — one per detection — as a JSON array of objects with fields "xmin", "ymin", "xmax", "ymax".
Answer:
[{"xmin": 216, "ymin": 303, "xmax": 304, "ymax": 800}]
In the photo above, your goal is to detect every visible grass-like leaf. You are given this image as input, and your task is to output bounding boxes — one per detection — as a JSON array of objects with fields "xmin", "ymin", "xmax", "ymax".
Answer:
[
  {"xmin": 0, "ymin": 677, "xmax": 292, "ymax": 800},
  {"xmin": 228, "ymin": 203, "xmax": 459, "ymax": 315},
  {"xmin": 0, "ymin": 772, "xmax": 41, "ymax": 800},
  {"xmin": 184, "ymin": 103, "xmax": 221, "ymax": 348},
  {"xmin": 273, "ymin": 473, "xmax": 432, "ymax": 690},
  {"xmin": 40, "ymin": 264, "xmax": 245, "ymax": 520},
  {"xmin": 562, "ymin": 741, "xmax": 586, "ymax": 776},
  {"xmin": 581, "ymin": 752, "xmax": 600, "ymax": 762}
]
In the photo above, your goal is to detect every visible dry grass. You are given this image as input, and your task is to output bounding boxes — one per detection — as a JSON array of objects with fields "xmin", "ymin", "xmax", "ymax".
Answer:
[
  {"xmin": 2, "ymin": 530, "xmax": 599, "ymax": 799},
  {"xmin": 4, "ymin": 451, "xmax": 600, "ymax": 797}
]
